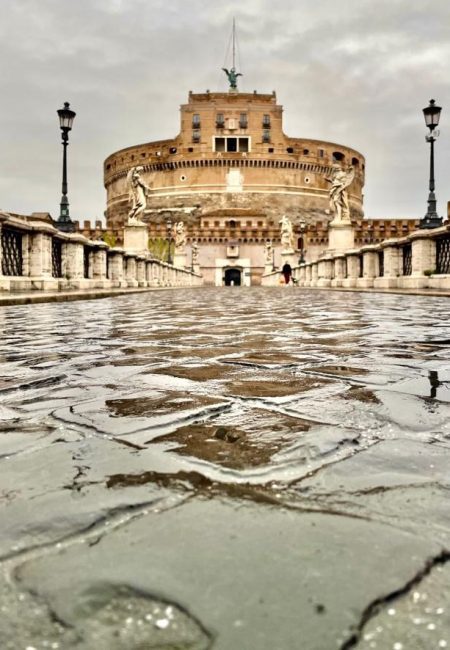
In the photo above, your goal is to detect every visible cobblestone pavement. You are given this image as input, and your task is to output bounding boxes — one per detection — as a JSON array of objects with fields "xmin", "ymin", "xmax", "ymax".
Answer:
[{"xmin": 0, "ymin": 287, "xmax": 449, "ymax": 649}]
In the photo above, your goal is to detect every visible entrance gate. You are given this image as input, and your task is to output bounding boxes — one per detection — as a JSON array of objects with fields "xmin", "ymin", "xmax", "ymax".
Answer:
[{"xmin": 224, "ymin": 268, "xmax": 242, "ymax": 286}]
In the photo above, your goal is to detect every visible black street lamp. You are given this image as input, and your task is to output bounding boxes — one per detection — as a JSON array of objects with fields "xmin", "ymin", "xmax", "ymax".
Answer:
[
  {"xmin": 420, "ymin": 99, "xmax": 443, "ymax": 229},
  {"xmin": 57, "ymin": 102, "xmax": 76, "ymax": 232},
  {"xmin": 298, "ymin": 219, "xmax": 306, "ymax": 264},
  {"xmin": 165, "ymin": 216, "xmax": 173, "ymax": 264}
]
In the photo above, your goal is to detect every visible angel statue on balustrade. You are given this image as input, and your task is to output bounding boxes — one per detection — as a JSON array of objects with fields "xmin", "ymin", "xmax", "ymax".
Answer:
[
  {"xmin": 326, "ymin": 164, "xmax": 355, "ymax": 224},
  {"xmin": 127, "ymin": 166, "xmax": 151, "ymax": 225}
]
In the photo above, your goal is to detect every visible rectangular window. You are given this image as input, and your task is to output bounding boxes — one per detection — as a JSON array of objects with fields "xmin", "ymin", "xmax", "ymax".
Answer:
[
  {"xmin": 262, "ymin": 130, "xmax": 271, "ymax": 143},
  {"xmin": 262, "ymin": 114, "xmax": 271, "ymax": 127},
  {"xmin": 239, "ymin": 113, "xmax": 248, "ymax": 128},
  {"xmin": 238, "ymin": 138, "xmax": 249, "ymax": 152},
  {"xmin": 192, "ymin": 113, "xmax": 201, "ymax": 128},
  {"xmin": 318, "ymin": 148, "xmax": 325, "ymax": 158},
  {"xmin": 214, "ymin": 136, "xmax": 251, "ymax": 152},
  {"xmin": 192, "ymin": 129, "xmax": 201, "ymax": 143},
  {"xmin": 215, "ymin": 137, "xmax": 225, "ymax": 152},
  {"xmin": 216, "ymin": 113, "xmax": 225, "ymax": 128}
]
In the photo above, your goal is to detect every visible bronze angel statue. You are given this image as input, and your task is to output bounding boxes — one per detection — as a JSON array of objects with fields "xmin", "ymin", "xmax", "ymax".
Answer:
[
  {"xmin": 222, "ymin": 67, "xmax": 242, "ymax": 90},
  {"xmin": 326, "ymin": 164, "xmax": 355, "ymax": 223}
]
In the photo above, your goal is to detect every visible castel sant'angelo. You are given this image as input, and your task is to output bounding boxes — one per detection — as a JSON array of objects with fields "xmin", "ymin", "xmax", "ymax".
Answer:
[{"xmin": 99, "ymin": 58, "xmax": 416, "ymax": 286}]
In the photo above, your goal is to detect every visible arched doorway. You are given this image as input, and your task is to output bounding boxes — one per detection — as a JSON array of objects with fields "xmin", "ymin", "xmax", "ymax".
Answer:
[{"xmin": 224, "ymin": 268, "xmax": 242, "ymax": 286}]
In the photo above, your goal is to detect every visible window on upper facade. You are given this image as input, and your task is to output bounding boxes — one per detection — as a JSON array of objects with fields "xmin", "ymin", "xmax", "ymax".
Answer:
[
  {"xmin": 215, "ymin": 137, "xmax": 225, "ymax": 152},
  {"xmin": 239, "ymin": 113, "xmax": 248, "ymax": 129},
  {"xmin": 332, "ymin": 151, "xmax": 344, "ymax": 161},
  {"xmin": 238, "ymin": 138, "xmax": 249, "ymax": 152},
  {"xmin": 192, "ymin": 130, "xmax": 201, "ymax": 143},
  {"xmin": 303, "ymin": 148, "xmax": 310, "ymax": 155},
  {"xmin": 216, "ymin": 113, "xmax": 225, "ymax": 128},
  {"xmin": 262, "ymin": 114, "xmax": 271, "ymax": 127},
  {"xmin": 192, "ymin": 114, "xmax": 201, "ymax": 128},
  {"xmin": 262, "ymin": 130, "xmax": 271, "ymax": 143},
  {"xmin": 214, "ymin": 137, "xmax": 250, "ymax": 153},
  {"xmin": 318, "ymin": 148, "xmax": 325, "ymax": 157}
]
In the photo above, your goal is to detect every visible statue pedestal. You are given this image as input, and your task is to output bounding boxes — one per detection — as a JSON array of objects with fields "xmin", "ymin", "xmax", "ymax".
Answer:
[
  {"xmin": 123, "ymin": 223, "xmax": 148, "ymax": 254},
  {"xmin": 264, "ymin": 263, "xmax": 274, "ymax": 275},
  {"xmin": 327, "ymin": 221, "xmax": 354, "ymax": 254},
  {"xmin": 173, "ymin": 253, "xmax": 186, "ymax": 269}
]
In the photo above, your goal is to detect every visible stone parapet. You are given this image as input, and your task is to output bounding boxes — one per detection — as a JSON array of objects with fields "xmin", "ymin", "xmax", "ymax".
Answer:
[
  {"xmin": 262, "ymin": 222, "xmax": 450, "ymax": 293},
  {"xmin": 0, "ymin": 212, "xmax": 202, "ymax": 294}
]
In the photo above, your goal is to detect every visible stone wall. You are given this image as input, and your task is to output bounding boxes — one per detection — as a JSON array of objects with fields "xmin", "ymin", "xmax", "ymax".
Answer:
[{"xmin": 103, "ymin": 90, "xmax": 366, "ymax": 234}]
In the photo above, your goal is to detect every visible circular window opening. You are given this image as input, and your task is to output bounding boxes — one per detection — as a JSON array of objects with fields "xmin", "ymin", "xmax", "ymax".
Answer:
[
  {"xmin": 170, "ymin": 147, "xmax": 177, "ymax": 154},
  {"xmin": 304, "ymin": 177, "xmax": 311, "ymax": 184},
  {"xmin": 180, "ymin": 175, "xmax": 187, "ymax": 182}
]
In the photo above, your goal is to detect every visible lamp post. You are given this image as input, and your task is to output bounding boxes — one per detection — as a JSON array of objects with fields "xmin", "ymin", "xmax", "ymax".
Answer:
[
  {"xmin": 420, "ymin": 99, "xmax": 443, "ymax": 229},
  {"xmin": 298, "ymin": 219, "xmax": 306, "ymax": 264},
  {"xmin": 165, "ymin": 216, "xmax": 173, "ymax": 264},
  {"xmin": 57, "ymin": 102, "xmax": 76, "ymax": 232}
]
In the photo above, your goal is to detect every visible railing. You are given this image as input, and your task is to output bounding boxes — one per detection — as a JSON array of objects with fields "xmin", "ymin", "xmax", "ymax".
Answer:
[
  {"xmin": 83, "ymin": 246, "xmax": 90, "ymax": 279},
  {"xmin": 402, "ymin": 244, "xmax": 412, "ymax": 276},
  {"xmin": 436, "ymin": 234, "xmax": 450, "ymax": 274},
  {"xmin": 378, "ymin": 251, "xmax": 384, "ymax": 277},
  {"xmin": 1, "ymin": 229, "xmax": 23, "ymax": 276},
  {"xmin": 52, "ymin": 239, "xmax": 63, "ymax": 278}
]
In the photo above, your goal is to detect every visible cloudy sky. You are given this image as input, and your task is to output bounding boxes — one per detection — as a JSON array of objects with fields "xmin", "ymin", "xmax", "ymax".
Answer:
[{"xmin": 1, "ymin": 0, "xmax": 450, "ymax": 223}]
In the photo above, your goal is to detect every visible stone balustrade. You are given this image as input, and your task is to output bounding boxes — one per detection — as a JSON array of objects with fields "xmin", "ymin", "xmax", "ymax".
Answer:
[
  {"xmin": 262, "ymin": 223, "xmax": 450, "ymax": 291},
  {"xmin": 0, "ymin": 212, "xmax": 202, "ymax": 293}
]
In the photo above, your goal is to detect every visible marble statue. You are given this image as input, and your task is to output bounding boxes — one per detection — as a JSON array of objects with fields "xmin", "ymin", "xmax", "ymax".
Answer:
[
  {"xmin": 264, "ymin": 240, "xmax": 273, "ymax": 265},
  {"xmin": 326, "ymin": 164, "xmax": 355, "ymax": 223},
  {"xmin": 279, "ymin": 215, "xmax": 295, "ymax": 252},
  {"xmin": 192, "ymin": 240, "xmax": 199, "ymax": 264},
  {"xmin": 222, "ymin": 67, "xmax": 242, "ymax": 90},
  {"xmin": 174, "ymin": 221, "xmax": 186, "ymax": 251},
  {"xmin": 127, "ymin": 166, "xmax": 150, "ymax": 224}
]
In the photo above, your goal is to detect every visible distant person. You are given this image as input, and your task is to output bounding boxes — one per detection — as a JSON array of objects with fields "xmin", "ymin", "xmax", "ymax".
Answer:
[{"xmin": 282, "ymin": 262, "xmax": 292, "ymax": 285}]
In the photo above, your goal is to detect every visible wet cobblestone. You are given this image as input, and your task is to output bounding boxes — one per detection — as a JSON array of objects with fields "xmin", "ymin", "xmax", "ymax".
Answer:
[{"xmin": 0, "ymin": 287, "xmax": 449, "ymax": 649}]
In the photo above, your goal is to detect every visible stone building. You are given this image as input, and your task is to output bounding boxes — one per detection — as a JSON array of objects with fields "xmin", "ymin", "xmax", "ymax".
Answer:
[{"xmin": 102, "ymin": 88, "xmax": 416, "ymax": 285}]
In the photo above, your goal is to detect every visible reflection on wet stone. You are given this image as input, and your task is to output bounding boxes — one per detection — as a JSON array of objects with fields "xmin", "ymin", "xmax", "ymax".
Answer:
[
  {"xmin": 0, "ymin": 288, "xmax": 450, "ymax": 649},
  {"xmin": 0, "ymin": 574, "xmax": 212, "ymax": 649}
]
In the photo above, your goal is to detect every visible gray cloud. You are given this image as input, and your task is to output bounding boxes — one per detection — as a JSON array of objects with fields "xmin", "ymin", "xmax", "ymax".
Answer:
[{"xmin": 0, "ymin": 0, "xmax": 449, "ymax": 221}]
